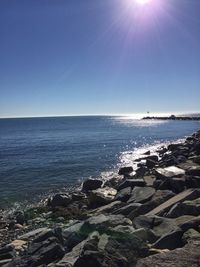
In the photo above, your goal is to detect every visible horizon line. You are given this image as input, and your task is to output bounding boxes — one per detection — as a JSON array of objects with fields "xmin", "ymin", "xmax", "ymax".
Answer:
[{"xmin": 0, "ymin": 111, "xmax": 200, "ymax": 119}]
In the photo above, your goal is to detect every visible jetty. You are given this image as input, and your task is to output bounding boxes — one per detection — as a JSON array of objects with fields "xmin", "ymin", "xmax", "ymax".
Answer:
[{"xmin": 142, "ymin": 115, "xmax": 200, "ymax": 121}]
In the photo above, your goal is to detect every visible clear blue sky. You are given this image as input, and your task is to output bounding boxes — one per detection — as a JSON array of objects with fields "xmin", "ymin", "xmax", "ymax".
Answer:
[{"xmin": 0, "ymin": 0, "xmax": 200, "ymax": 117}]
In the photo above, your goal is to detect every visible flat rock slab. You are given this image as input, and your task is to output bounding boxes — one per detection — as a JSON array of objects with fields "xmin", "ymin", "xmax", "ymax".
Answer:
[
  {"xmin": 18, "ymin": 228, "xmax": 50, "ymax": 241},
  {"xmin": 135, "ymin": 240, "xmax": 200, "ymax": 267},
  {"xmin": 155, "ymin": 166, "xmax": 185, "ymax": 180},
  {"xmin": 146, "ymin": 189, "xmax": 200, "ymax": 216},
  {"xmin": 128, "ymin": 187, "xmax": 155, "ymax": 204}
]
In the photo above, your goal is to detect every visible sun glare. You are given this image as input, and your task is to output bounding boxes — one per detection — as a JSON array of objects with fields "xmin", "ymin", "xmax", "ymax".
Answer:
[{"xmin": 136, "ymin": 0, "xmax": 152, "ymax": 5}]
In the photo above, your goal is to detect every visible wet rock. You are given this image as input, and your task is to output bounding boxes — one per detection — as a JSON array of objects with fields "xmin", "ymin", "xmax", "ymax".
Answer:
[
  {"xmin": 118, "ymin": 166, "xmax": 133, "ymax": 175},
  {"xmin": 168, "ymin": 143, "xmax": 184, "ymax": 151},
  {"xmin": 155, "ymin": 166, "xmax": 185, "ymax": 180},
  {"xmin": 143, "ymin": 150, "xmax": 151, "ymax": 155},
  {"xmin": 128, "ymin": 187, "xmax": 155, "ymax": 204},
  {"xmin": 89, "ymin": 187, "xmax": 117, "ymax": 208},
  {"xmin": 135, "ymin": 166, "xmax": 147, "ymax": 177},
  {"xmin": 118, "ymin": 179, "xmax": 146, "ymax": 191},
  {"xmin": 82, "ymin": 178, "xmax": 103, "ymax": 192},
  {"xmin": 50, "ymin": 193, "xmax": 71, "ymax": 207},
  {"xmin": 115, "ymin": 187, "xmax": 132, "ymax": 202},
  {"xmin": 152, "ymin": 229, "xmax": 183, "ymax": 250},
  {"xmin": 146, "ymin": 159, "xmax": 157, "ymax": 169}
]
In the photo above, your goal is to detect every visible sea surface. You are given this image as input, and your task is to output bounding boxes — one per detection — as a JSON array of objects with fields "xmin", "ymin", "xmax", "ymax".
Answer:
[{"xmin": 0, "ymin": 115, "xmax": 200, "ymax": 208}]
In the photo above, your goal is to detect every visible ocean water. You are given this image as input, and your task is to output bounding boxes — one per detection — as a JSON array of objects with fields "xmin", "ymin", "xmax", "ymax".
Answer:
[{"xmin": 0, "ymin": 116, "xmax": 200, "ymax": 208}]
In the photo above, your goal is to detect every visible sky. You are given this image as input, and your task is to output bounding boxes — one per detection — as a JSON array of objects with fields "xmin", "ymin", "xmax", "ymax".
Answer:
[{"xmin": 0, "ymin": 0, "xmax": 200, "ymax": 117}]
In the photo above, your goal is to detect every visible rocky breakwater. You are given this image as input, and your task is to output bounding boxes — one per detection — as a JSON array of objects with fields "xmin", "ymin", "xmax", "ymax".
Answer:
[{"xmin": 1, "ymin": 130, "xmax": 200, "ymax": 266}]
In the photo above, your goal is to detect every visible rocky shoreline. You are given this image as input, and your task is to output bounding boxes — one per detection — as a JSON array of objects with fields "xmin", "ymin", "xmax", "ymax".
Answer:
[{"xmin": 1, "ymin": 130, "xmax": 200, "ymax": 266}]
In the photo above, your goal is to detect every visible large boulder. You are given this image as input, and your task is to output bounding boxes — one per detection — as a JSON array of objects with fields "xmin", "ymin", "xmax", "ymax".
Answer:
[
  {"xmin": 152, "ymin": 229, "xmax": 183, "ymax": 250},
  {"xmin": 155, "ymin": 166, "xmax": 185, "ymax": 180},
  {"xmin": 115, "ymin": 187, "xmax": 132, "ymax": 202},
  {"xmin": 62, "ymin": 222, "xmax": 85, "ymax": 251},
  {"xmin": 89, "ymin": 187, "xmax": 117, "ymax": 208},
  {"xmin": 118, "ymin": 166, "xmax": 133, "ymax": 175},
  {"xmin": 72, "ymin": 229, "xmax": 148, "ymax": 267},
  {"xmin": 128, "ymin": 187, "xmax": 155, "ymax": 204},
  {"xmin": 49, "ymin": 193, "xmax": 71, "ymax": 207},
  {"xmin": 82, "ymin": 178, "xmax": 103, "ymax": 192},
  {"xmin": 80, "ymin": 214, "xmax": 132, "ymax": 236},
  {"xmin": 133, "ymin": 215, "xmax": 178, "ymax": 239},
  {"xmin": 166, "ymin": 198, "xmax": 200, "ymax": 218},
  {"xmin": 128, "ymin": 190, "xmax": 175, "ymax": 219}
]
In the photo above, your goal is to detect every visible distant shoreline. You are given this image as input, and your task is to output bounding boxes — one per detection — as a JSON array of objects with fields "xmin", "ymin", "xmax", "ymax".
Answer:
[{"xmin": 143, "ymin": 115, "xmax": 200, "ymax": 121}]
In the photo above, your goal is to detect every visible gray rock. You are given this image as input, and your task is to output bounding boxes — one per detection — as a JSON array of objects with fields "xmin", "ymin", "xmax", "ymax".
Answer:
[
  {"xmin": 166, "ymin": 198, "xmax": 200, "ymax": 218},
  {"xmin": 155, "ymin": 166, "xmax": 185, "ymax": 180},
  {"xmin": 179, "ymin": 215, "xmax": 200, "ymax": 231},
  {"xmin": 152, "ymin": 229, "xmax": 183, "ymax": 250},
  {"xmin": 118, "ymin": 179, "xmax": 146, "ymax": 191},
  {"xmin": 19, "ymin": 227, "xmax": 50, "ymax": 241},
  {"xmin": 63, "ymin": 222, "xmax": 85, "ymax": 251},
  {"xmin": 128, "ymin": 187, "xmax": 155, "ymax": 204},
  {"xmin": 50, "ymin": 193, "xmax": 71, "ymax": 207},
  {"xmin": 0, "ymin": 245, "xmax": 15, "ymax": 261},
  {"xmin": 89, "ymin": 187, "xmax": 117, "ymax": 208},
  {"xmin": 80, "ymin": 214, "xmax": 132, "ymax": 236},
  {"xmin": 113, "ymin": 203, "xmax": 142, "ymax": 216},
  {"xmin": 115, "ymin": 187, "xmax": 132, "ymax": 202},
  {"xmin": 136, "ymin": 239, "xmax": 200, "ymax": 267},
  {"xmin": 186, "ymin": 166, "xmax": 200, "ymax": 176},
  {"xmin": 82, "ymin": 178, "xmax": 103, "ymax": 192},
  {"xmin": 92, "ymin": 201, "xmax": 123, "ymax": 215},
  {"xmin": 133, "ymin": 215, "xmax": 178, "ymax": 239},
  {"xmin": 128, "ymin": 190, "xmax": 175, "ymax": 219},
  {"xmin": 182, "ymin": 228, "xmax": 200, "ymax": 244}
]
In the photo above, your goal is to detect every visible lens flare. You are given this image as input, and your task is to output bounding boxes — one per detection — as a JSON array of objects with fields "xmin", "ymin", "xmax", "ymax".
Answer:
[{"xmin": 136, "ymin": 0, "xmax": 152, "ymax": 5}]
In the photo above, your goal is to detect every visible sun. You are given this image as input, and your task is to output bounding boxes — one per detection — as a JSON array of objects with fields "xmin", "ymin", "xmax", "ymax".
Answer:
[{"xmin": 136, "ymin": 0, "xmax": 152, "ymax": 5}]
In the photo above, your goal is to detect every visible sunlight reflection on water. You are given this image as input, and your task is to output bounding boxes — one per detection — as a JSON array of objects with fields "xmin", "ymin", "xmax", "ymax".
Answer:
[{"xmin": 113, "ymin": 117, "xmax": 168, "ymax": 127}]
